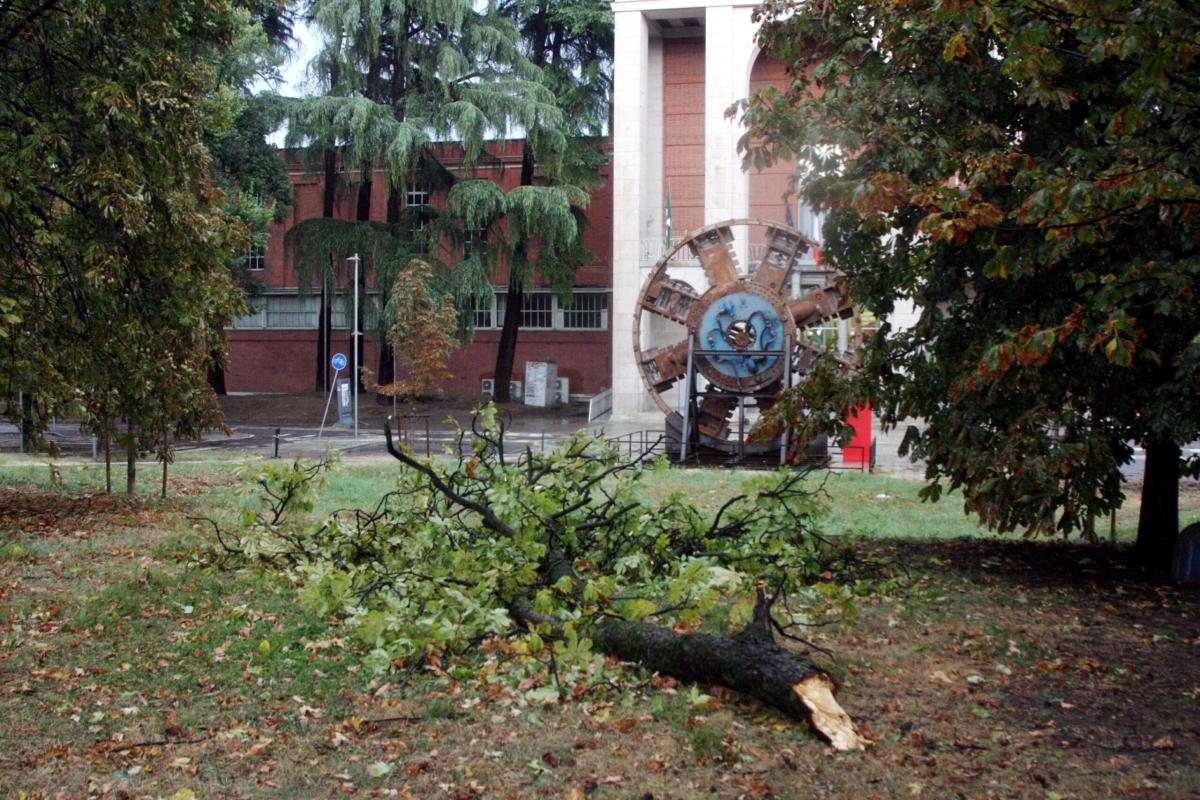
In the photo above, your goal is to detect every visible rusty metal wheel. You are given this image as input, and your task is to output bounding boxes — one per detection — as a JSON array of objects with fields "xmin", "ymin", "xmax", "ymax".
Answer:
[{"xmin": 633, "ymin": 218, "xmax": 856, "ymax": 449}]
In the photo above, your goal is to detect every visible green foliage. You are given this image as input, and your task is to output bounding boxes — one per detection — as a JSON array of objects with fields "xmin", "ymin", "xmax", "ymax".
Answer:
[
  {"xmin": 739, "ymin": 0, "xmax": 1200, "ymax": 544},
  {"xmin": 499, "ymin": 0, "xmax": 614, "ymax": 136},
  {"xmin": 372, "ymin": 260, "xmax": 462, "ymax": 397},
  {"xmin": 0, "ymin": 1, "xmax": 247, "ymax": 465},
  {"xmin": 212, "ymin": 410, "xmax": 850, "ymax": 692},
  {"xmin": 754, "ymin": 353, "xmax": 862, "ymax": 451}
]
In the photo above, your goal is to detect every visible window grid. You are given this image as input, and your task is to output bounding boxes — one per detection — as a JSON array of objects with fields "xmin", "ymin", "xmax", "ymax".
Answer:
[
  {"xmin": 560, "ymin": 292, "xmax": 609, "ymax": 329},
  {"xmin": 520, "ymin": 292, "xmax": 554, "ymax": 329},
  {"xmin": 463, "ymin": 227, "xmax": 486, "ymax": 258},
  {"xmin": 246, "ymin": 245, "xmax": 265, "ymax": 271},
  {"xmin": 473, "ymin": 290, "xmax": 609, "ymax": 331},
  {"xmin": 228, "ymin": 292, "xmax": 381, "ymax": 330},
  {"xmin": 265, "ymin": 294, "xmax": 319, "ymax": 329},
  {"xmin": 405, "ymin": 184, "xmax": 430, "ymax": 207},
  {"xmin": 229, "ymin": 291, "xmax": 605, "ymax": 332},
  {"xmin": 470, "ymin": 294, "xmax": 494, "ymax": 329}
]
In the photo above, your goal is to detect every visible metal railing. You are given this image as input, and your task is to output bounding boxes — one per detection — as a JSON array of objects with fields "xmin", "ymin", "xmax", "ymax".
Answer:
[
  {"xmin": 825, "ymin": 444, "xmax": 869, "ymax": 473},
  {"xmin": 605, "ymin": 429, "xmax": 665, "ymax": 459}
]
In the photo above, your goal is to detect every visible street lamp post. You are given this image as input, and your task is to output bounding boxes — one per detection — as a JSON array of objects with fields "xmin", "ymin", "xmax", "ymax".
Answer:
[{"xmin": 349, "ymin": 253, "xmax": 361, "ymax": 438}]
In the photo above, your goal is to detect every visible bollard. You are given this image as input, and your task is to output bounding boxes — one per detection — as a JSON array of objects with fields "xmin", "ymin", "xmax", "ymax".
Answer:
[{"xmin": 273, "ymin": 427, "xmax": 281, "ymax": 459}]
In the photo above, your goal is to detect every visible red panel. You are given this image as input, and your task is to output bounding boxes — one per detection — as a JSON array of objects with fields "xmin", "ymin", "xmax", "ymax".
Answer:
[{"xmin": 843, "ymin": 404, "xmax": 872, "ymax": 466}]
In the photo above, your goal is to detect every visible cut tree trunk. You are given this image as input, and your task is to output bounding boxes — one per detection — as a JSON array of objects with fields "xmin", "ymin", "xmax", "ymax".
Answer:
[
  {"xmin": 382, "ymin": 423, "xmax": 864, "ymax": 750},
  {"xmin": 591, "ymin": 616, "xmax": 866, "ymax": 751},
  {"xmin": 1137, "ymin": 437, "xmax": 1181, "ymax": 571}
]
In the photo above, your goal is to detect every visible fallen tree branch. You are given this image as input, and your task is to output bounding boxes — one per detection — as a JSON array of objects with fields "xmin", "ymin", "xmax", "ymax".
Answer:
[{"xmin": 96, "ymin": 735, "xmax": 211, "ymax": 753}]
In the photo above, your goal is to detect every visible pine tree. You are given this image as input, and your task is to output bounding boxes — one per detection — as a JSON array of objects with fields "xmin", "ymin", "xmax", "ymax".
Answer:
[{"xmin": 288, "ymin": 0, "xmax": 610, "ymax": 400}]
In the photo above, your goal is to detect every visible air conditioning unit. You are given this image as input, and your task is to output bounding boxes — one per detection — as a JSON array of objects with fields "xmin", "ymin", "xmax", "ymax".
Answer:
[
  {"xmin": 480, "ymin": 379, "xmax": 524, "ymax": 401},
  {"xmin": 554, "ymin": 378, "xmax": 570, "ymax": 404}
]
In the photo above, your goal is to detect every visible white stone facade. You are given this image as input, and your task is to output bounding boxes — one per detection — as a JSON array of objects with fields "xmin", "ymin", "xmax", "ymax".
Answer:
[{"xmin": 610, "ymin": 0, "xmax": 764, "ymax": 420}]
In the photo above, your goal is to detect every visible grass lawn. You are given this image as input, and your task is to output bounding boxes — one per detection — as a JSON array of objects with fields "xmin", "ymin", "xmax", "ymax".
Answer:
[{"xmin": 1, "ymin": 455, "xmax": 1197, "ymax": 799}]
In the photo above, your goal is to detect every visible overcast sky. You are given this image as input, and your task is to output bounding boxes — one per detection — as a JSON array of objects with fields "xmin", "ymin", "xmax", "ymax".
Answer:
[{"xmin": 265, "ymin": 18, "xmax": 320, "ymax": 145}]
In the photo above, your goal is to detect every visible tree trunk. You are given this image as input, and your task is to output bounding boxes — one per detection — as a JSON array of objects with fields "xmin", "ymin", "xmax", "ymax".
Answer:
[
  {"xmin": 316, "ymin": 274, "xmax": 331, "ymax": 391},
  {"xmin": 20, "ymin": 391, "xmax": 33, "ymax": 452},
  {"xmin": 376, "ymin": 340, "xmax": 395, "ymax": 401},
  {"xmin": 354, "ymin": 173, "xmax": 372, "ymax": 394},
  {"xmin": 590, "ymin": 616, "xmax": 865, "ymax": 751},
  {"xmin": 491, "ymin": 141, "xmax": 538, "ymax": 404},
  {"xmin": 207, "ymin": 347, "xmax": 227, "ymax": 395},
  {"xmin": 125, "ymin": 422, "xmax": 137, "ymax": 495},
  {"xmin": 103, "ymin": 430, "xmax": 111, "ymax": 494},
  {"xmin": 509, "ymin": 584, "xmax": 864, "ymax": 751},
  {"xmin": 1136, "ymin": 437, "xmax": 1180, "ymax": 571},
  {"xmin": 317, "ymin": 148, "xmax": 338, "ymax": 392},
  {"xmin": 376, "ymin": 186, "xmax": 400, "ymax": 400},
  {"xmin": 493, "ymin": 273, "xmax": 524, "ymax": 402},
  {"xmin": 160, "ymin": 429, "xmax": 168, "ymax": 499}
]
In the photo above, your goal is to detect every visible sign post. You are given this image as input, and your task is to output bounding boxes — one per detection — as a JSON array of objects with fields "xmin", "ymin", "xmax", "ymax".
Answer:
[
  {"xmin": 349, "ymin": 253, "xmax": 360, "ymax": 438},
  {"xmin": 318, "ymin": 352, "xmax": 348, "ymax": 438}
]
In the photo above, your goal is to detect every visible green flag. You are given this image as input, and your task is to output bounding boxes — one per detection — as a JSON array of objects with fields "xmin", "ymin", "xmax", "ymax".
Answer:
[{"xmin": 664, "ymin": 181, "xmax": 673, "ymax": 252}]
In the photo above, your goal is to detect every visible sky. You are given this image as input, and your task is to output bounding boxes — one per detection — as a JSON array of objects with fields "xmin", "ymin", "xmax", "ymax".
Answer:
[{"xmin": 264, "ymin": 18, "xmax": 320, "ymax": 145}]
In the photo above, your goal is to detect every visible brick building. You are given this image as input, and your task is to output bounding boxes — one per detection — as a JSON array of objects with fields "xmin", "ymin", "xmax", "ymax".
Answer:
[{"xmin": 224, "ymin": 142, "xmax": 614, "ymax": 397}]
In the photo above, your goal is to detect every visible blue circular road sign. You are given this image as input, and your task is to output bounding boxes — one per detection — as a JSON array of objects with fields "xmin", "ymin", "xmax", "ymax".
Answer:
[{"xmin": 331, "ymin": 353, "xmax": 348, "ymax": 371}]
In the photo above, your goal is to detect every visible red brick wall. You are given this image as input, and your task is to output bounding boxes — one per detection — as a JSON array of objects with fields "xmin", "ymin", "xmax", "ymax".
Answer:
[
  {"xmin": 662, "ymin": 38, "xmax": 706, "ymax": 237},
  {"xmin": 226, "ymin": 331, "xmax": 380, "ymax": 394},
  {"xmin": 446, "ymin": 330, "xmax": 611, "ymax": 396},
  {"xmin": 227, "ymin": 330, "xmax": 611, "ymax": 396},
  {"xmin": 748, "ymin": 54, "xmax": 795, "ymax": 239}
]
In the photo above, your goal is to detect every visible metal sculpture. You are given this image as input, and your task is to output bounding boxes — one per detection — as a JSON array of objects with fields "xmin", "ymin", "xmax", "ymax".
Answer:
[{"xmin": 633, "ymin": 219, "xmax": 856, "ymax": 462}]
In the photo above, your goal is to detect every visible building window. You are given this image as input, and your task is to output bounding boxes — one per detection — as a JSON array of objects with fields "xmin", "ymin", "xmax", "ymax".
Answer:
[
  {"xmin": 265, "ymin": 293, "xmax": 319, "ymax": 329},
  {"xmin": 245, "ymin": 245, "xmax": 265, "ymax": 271},
  {"xmin": 226, "ymin": 291, "xmax": 381, "ymax": 330},
  {"xmin": 560, "ymin": 292, "xmax": 608, "ymax": 330},
  {"xmin": 471, "ymin": 294, "xmax": 495, "ymax": 329},
  {"xmin": 463, "ymin": 227, "xmax": 486, "ymax": 258},
  {"xmin": 329, "ymin": 293, "xmax": 381, "ymax": 330},
  {"xmin": 521, "ymin": 292, "xmax": 554, "ymax": 329},
  {"xmin": 405, "ymin": 183, "xmax": 430, "ymax": 207},
  {"xmin": 233, "ymin": 298, "xmax": 266, "ymax": 329},
  {"xmin": 472, "ymin": 289, "xmax": 609, "ymax": 331}
]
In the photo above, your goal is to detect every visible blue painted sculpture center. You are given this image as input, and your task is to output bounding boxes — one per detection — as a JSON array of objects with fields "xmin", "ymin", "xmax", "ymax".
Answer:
[{"xmin": 698, "ymin": 290, "xmax": 784, "ymax": 381}]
